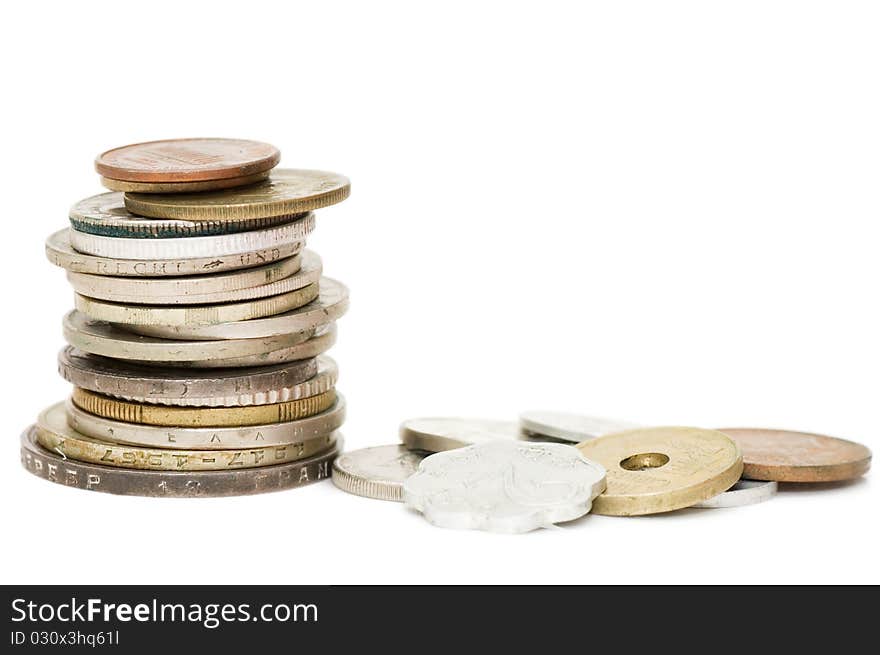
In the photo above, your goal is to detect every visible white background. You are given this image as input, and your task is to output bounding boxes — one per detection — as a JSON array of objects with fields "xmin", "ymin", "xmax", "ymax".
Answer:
[{"xmin": 1, "ymin": 1, "xmax": 877, "ymax": 584}]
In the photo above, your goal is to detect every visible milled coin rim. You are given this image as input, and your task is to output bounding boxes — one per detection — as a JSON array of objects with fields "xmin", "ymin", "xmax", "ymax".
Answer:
[{"xmin": 331, "ymin": 445, "xmax": 426, "ymax": 502}]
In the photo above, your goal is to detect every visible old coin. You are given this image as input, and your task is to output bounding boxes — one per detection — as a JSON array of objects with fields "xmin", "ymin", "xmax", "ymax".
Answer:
[
  {"xmin": 100, "ymin": 170, "xmax": 270, "ymax": 194},
  {"xmin": 67, "ymin": 395, "xmax": 346, "ymax": 449},
  {"xmin": 519, "ymin": 410, "xmax": 639, "ymax": 443},
  {"xmin": 693, "ymin": 479, "xmax": 778, "ymax": 509},
  {"xmin": 58, "ymin": 347, "xmax": 336, "ymax": 407},
  {"xmin": 69, "ymin": 192, "xmax": 300, "ymax": 238},
  {"xmin": 399, "ymin": 418, "xmax": 523, "ymax": 453},
  {"xmin": 124, "ymin": 169, "xmax": 350, "ymax": 220},
  {"xmin": 68, "ymin": 252, "xmax": 321, "ymax": 305},
  {"xmin": 45, "ymin": 228, "xmax": 304, "ymax": 277},
  {"xmin": 72, "ymin": 387, "xmax": 336, "ymax": 427},
  {"xmin": 128, "ymin": 277, "xmax": 349, "ymax": 340},
  {"xmin": 36, "ymin": 403, "xmax": 335, "ymax": 471},
  {"xmin": 21, "ymin": 427, "xmax": 340, "ymax": 497},
  {"xmin": 576, "ymin": 427, "xmax": 743, "ymax": 516},
  {"xmin": 403, "ymin": 441, "xmax": 607, "ymax": 533},
  {"xmin": 68, "ymin": 213, "xmax": 314, "ymax": 260},
  {"xmin": 95, "ymin": 138, "xmax": 280, "ymax": 183},
  {"xmin": 718, "ymin": 428, "xmax": 872, "ymax": 482},
  {"xmin": 332, "ymin": 445, "xmax": 426, "ymax": 502}
]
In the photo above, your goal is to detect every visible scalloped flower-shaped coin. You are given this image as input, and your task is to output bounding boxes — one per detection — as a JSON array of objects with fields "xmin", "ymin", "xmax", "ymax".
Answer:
[{"xmin": 403, "ymin": 441, "xmax": 607, "ymax": 533}]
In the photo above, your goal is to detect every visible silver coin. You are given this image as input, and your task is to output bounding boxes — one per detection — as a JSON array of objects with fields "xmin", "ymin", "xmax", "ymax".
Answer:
[
  {"xmin": 400, "ymin": 417, "xmax": 523, "ymax": 453},
  {"xmin": 332, "ymin": 445, "xmax": 426, "ymax": 502},
  {"xmin": 692, "ymin": 479, "xmax": 778, "ymax": 509},
  {"xmin": 519, "ymin": 410, "xmax": 640, "ymax": 443},
  {"xmin": 403, "ymin": 441, "xmax": 607, "ymax": 533}
]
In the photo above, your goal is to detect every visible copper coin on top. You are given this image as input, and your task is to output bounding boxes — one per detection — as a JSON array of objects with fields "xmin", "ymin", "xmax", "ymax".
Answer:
[
  {"xmin": 95, "ymin": 138, "xmax": 280, "ymax": 183},
  {"xmin": 718, "ymin": 428, "xmax": 872, "ymax": 482}
]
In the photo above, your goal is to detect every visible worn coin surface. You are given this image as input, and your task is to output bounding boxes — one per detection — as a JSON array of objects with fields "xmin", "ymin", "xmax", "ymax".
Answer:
[
  {"xmin": 718, "ymin": 428, "xmax": 872, "ymax": 482},
  {"xmin": 68, "ymin": 214, "xmax": 314, "ymax": 260},
  {"xmin": 68, "ymin": 252, "xmax": 321, "ymax": 305},
  {"xmin": 59, "ymin": 347, "xmax": 336, "ymax": 407},
  {"xmin": 37, "ymin": 403, "xmax": 335, "ymax": 471},
  {"xmin": 95, "ymin": 138, "xmax": 280, "ymax": 183},
  {"xmin": 46, "ymin": 228, "xmax": 304, "ymax": 277},
  {"xmin": 21, "ymin": 427, "xmax": 339, "ymax": 497},
  {"xmin": 332, "ymin": 445, "xmax": 426, "ymax": 502},
  {"xmin": 128, "ymin": 277, "xmax": 349, "ymax": 340},
  {"xmin": 576, "ymin": 427, "xmax": 743, "ymax": 516},
  {"xmin": 399, "ymin": 418, "xmax": 523, "ymax": 453},
  {"xmin": 67, "ymin": 395, "xmax": 346, "ymax": 449},
  {"xmin": 100, "ymin": 170, "xmax": 270, "ymax": 194},
  {"xmin": 519, "ymin": 410, "xmax": 640, "ymax": 443},
  {"xmin": 693, "ymin": 479, "xmax": 778, "ymax": 509},
  {"xmin": 403, "ymin": 441, "xmax": 607, "ymax": 533},
  {"xmin": 124, "ymin": 169, "xmax": 350, "ymax": 220}
]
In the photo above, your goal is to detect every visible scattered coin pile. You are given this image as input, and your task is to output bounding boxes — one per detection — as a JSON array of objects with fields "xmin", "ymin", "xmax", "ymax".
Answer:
[
  {"xmin": 21, "ymin": 138, "xmax": 351, "ymax": 497},
  {"xmin": 332, "ymin": 411, "xmax": 872, "ymax": 533}
]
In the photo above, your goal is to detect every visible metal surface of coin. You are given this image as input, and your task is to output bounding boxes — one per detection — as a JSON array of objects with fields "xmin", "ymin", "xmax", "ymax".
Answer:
[
  {"xmin": 718, "ymin": 428, "xmax": 872, "ymax": 482},
  {"xmin": 128, "ymin": 278, "xmax": 349, "ymax": 340},
  {"xmin": 95, "ymin": 138, "xmax": 280, "ymax": 183},
  {"xmin": 693, "ymin": 479, "xmax": 778, "ymax": 509},
  {"xmin": 124, "ymin": 169, "xmax": 350, "ymax": 220},
  {"xmin": 45, "ymin": 228, "xmax": 303, "ymax": 277},
  {"xmin": 59, "ymin": 347, "xmax": 337, "ymax": 407},
  {"xmin": 100, "ymin": 170, "xmax": 270, "ymax": 193},
  {"xmin": 36, "ymin": 403, "xmax": 335, "ymax": 471},
  {"xmin": 69, "ymin": 192, "xmax": 300, "ymax": 238},
  {"xmin": 332, "ymin": 445, "xmax": 426, "ymax": 502},
  {"xmin": 399, "ymin": 418, "xmax": 523, "ymax": 453},
  {"xmin": 68, "ymin": 214, "xmax": 314, "ymax": 260},
  {"xmin": 68, "ymin": 252, "xmax": 321, "ymax": 305},
  {"xmin": 67, "ymin": 395, "xmax": 346, "ymax": 449},
  {"xmin": 21, "ymin": 427, "xmax": 339, "ymax": 497},
  {"xmin": 519, "ymin": 410, "xmax": 639, "ymax": 443},
  {"xmin": 576, "ymin": 427, "xmax": 743, "ymax": 516},
  {"xmin": 72, "ymin": 387, "xmax": 336, "ymax": 427},
  {"xmin": 75, "ymin": 282, "xmax": 318, "ymax": 327},
  {"xmin": 403, "ymin": 441, "xmax": 607, "ymax": 533}
]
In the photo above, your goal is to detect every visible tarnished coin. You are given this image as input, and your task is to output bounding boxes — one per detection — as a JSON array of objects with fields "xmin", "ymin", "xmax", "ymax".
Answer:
[
  {"xmin": 332, "ymin": 445, "xmax": 426, "ymax": 502},
  {"xmin": 693, "ymin": 479, "xmax": 778, "ymax": 509},
  {"xmin": 519, "ymin": 410, "xmax": 640, "ymax": 443},
  {"xmin": 127, "ymin": 278, "xmax": 349, "ymax": 340},
  {"xmin": 58, "ymin": 347, "xmax": 337, "ymax": 407},
  {"xmin": 403, "ymin": 441, "xmax": 607, "ymax": 533},
  {"xmin": 576, "ymin": 427, "xmax": 743, "ymax": 516},
  {"xmin": 124, "ymin": 169, "xmax": 350, "ymax": 220},
  {"xmin": 45, "ymin": 228, "xmax": 304, "ymax": 277},
  {"xmin": 67, "ymin": 394, "xmax": 347, "ymax": 449},
  {"xmin": 69, "ymin": 192, "xmax": 300, "ymax": 238},
  {"xmin": 68, "ymin": 213, "xmax": 314, "ymax": 260},
  {"xmin": 21, "ymin": 427, "xmax": 339, "ymax": 498},
  {"xmin": 718, "ymin": 428, "xmax": 872, "ymax": 482},
  {"xmin": 95, "ymin": 138, "xmax": 280, "ymax": 183},
  {"xmin": 67, "ymin": 251, "xmax": 321, "ymax": 305},
  {"xmin": 100, "ymin": 171, "xmax": 270, "ymax": 194},
  {"xmin": 36, "ymin": 402, "xmax": 335, "ymax": 471},
  {"xmin": 399, "ymin": 418, "xmax": 522, "ymax": 453}
]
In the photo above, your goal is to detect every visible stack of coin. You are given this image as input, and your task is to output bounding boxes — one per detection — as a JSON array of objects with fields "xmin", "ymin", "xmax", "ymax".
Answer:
[{"xmin": 22, "ymin": 138, "xmax": 351, "ymax": 497}]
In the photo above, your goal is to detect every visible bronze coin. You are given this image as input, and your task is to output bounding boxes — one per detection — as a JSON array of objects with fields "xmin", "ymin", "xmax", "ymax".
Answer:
[
  {"xmin": 95, "ymin": 138, "xmax": 280, "ymax": 183},
  {"xmin": 100, "ymin": 170, "xmax": 270, "ymax": 193},
  {"xmin": 718, "ymin": 428, "xmax": 872, "ymax": 482}
]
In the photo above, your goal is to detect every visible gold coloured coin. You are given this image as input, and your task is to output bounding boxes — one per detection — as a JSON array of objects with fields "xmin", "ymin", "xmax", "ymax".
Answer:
[
  {"xmin": 72, "ymin": 388, "xmax": 336, "ymax": 427},
  {"xmin": 100, "ymin": 171, "xmax": 270, "ymax": 193},
  {"xmin": 576, "ymin": 427, "xmax": 743, "ymax": 516}
]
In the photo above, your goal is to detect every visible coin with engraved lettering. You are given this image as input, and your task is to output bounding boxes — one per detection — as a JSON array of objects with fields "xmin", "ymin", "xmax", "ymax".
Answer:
[
  {"xmin": 332, "ymin": 445, "xmax": 427, "ymax": 502},
  {"xmin": 693, "ymin": 479, "xmax": 778, "ymax": 509},
  {"xmin": 576, "ymin": 427, "xmax": 743, "ymax": 516},
  {"xmin": 127, "ymin": 278, "xmax": 349, "ymax": 340},
  {"xmin": 36, "ymin": 402, "xmax": 335, "ymax": 471},
  {"xmin": 717, "ymin": 428, "xmax": 872, "ymax": 482},
  {"xmin": 45, "ymin": 228, "xmax": 304, "ymax": 277},
  {"xmin": 124, "ymin": 169, "xmax": 350, "ymax": 220},
  {"xmin": 399, "ymin": 418, "xmax": 523, "ymax": 453},
  {"xmin": 68, "ymin": 252, "xmax": 321, "ymax": 305},
  {"xmin": 519, "ymin": 410, "xmax": 639, "ymax": 443},
  {"xmin": 58, "ymin": 347, "xmax": 337, "ymax": 407},
  {"xmin": 100, "ymin": 170, "xmax": 270, "ymax": 194},
  {"xmin": 20, "ymin": 427, "xmax": 340, "ymax": 497},
  {"xmin": 67, "ymin": 394, "xmax": 346, "ymax": 449},
  {"xmin": 403, "ymin": 441, "xmax": 607, "ymax": 533},
  {"xmin": 95, "ymin": 138, "xmax": 280, "ymax": 183}
]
